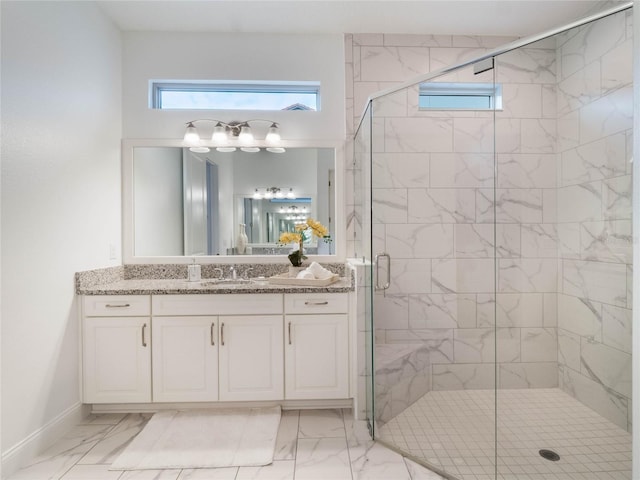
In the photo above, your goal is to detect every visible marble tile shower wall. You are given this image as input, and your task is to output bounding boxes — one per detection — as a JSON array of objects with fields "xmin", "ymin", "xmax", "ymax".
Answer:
[
  {"xmin": 347, "ymin": 34, "xmax": 561, "ymax": 393},
  {"xmin": 554, "ymin": 11, "xmax": 633, "ymax": 431},
  {"xmin": 346, "ymin": 34, "xmax": 518, "ymax": 259},
  {"xmin": 347, "ymin": 16, "xmax": 634, "ymax": 429}
]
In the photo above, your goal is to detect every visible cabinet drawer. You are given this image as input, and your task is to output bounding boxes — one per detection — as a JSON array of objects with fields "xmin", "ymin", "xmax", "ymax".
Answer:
[
  {"xmin": 83, "ymin": 295, "xmax": 151, "ymax": 317},
  {"xmin": 285, "ymin": 293, "xmax": 348, "ymax": 314},
  {"xmin": 152, "ymin": 294, "xmax": 283, "ymax": 316}
]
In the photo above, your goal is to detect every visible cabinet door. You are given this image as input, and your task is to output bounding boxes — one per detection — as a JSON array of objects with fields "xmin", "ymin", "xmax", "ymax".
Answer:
[
  {"xmin": 83, "ymin": 317, "xmax": 151, "ymax": 403},
  {"xmin": 285, "ymin": 314, "xmax": 349, "ymax": 400},
  {"xmin": 152, "ymin": 316, "xmax": 218, "ymax": 402},
  {"xmin": 218, "ymin": 315, "xmax": 283, "ymax": 401}
]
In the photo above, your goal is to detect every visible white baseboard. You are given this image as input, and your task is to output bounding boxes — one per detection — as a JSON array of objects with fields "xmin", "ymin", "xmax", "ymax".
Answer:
[
  {"xmin": 91, "ymin": 398, "xmax": 353, "ymax": 414},
  {"xmin": 1, "ymin": 402, "xmax": 89, "ymax": 479}
]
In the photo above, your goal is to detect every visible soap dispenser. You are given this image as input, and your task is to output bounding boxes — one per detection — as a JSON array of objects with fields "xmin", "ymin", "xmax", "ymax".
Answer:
[{"xmin": 187, "ymin": 259, "xmax": 201, "ymax": 282}]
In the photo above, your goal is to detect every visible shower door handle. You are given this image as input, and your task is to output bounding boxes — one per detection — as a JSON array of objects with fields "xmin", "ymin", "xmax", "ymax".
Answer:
[{"xmin": 375, "ymin": 252, "xmax": 391, "ymax": 290}]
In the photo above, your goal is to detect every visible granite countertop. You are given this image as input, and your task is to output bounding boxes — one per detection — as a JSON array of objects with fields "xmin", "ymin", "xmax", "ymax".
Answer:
[
  {"xmin": 76, "ymin": 264, "xmax": 354, "ymax": 295},
  {"xmin": 78, "ymin": 277, "xmax": 353, "ymax": 295}
]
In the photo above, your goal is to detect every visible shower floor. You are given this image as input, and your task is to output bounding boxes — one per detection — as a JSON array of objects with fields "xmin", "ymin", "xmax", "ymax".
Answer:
[{"xmin": 376, "ymin": 388, "xmax": 631, "ymax": 480}]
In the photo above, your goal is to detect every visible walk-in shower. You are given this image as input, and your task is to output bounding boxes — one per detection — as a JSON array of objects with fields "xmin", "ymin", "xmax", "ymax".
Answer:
[{"xmin": 354, "ymin": 3, "xmax": 634, "ymax": 479}]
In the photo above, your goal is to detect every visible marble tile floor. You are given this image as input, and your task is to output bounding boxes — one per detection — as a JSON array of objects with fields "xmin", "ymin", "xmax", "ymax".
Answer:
[
  {"xmin": 378, "ymin": 388, "xmax": 632, "ymax": 480},
  {"xmin": 8, "ymin": 409, "xmax": 446, "ymax": 480}
]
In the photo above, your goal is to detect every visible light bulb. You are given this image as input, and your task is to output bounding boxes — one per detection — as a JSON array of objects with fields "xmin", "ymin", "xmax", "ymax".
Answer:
[
  {"xmin": 211, "ymin": 123, "xmax": 227, "ymax": 144},
  {"xmin": 183, "ymin": 122, "xmax": 200, "ymax": 145},
  {"xmin": 286, "ymin": 188, "xmax": 295, "ymax": 199},
  {"xmin": 253, "ymin": 189, "xmax": 262, "ymax": 199},
  {"xmin": 238, "ymin": 125, "xmax": 254, "ymax": 144},
  {"xmin": 275, "ymin": 189, "xmax": 284, "ymax": 199},
  {"xmin": 265, "ymin": 123, "xmax": 281, "ymax": 144},
  {"xmin": 264, "ymin": 189, "xmax": 273, "ymax": 199}
]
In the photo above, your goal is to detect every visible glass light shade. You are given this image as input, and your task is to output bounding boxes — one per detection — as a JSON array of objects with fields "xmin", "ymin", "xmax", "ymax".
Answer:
[
  {"xmin": 240, "ymin": 147, "xmax": 260, "ymax": 153},
  {"xmin": 216, "ymin": 147, "xmax": 237, "ymax": 153},
  {"xmin": 189, "ymin": 146, "xmax": 210, "ymax": 153},
  {"xmin": 183, "ymin": 123, "xmax": 200, "ymax": 145},
  {"xmin": 275, "ymin": 189, "xmax": 284, "ymax": 199},
  {"xmin": 253, "ymin": 189, "xmax": 262, "ymax": 199},
  {"xmin": 264, "ymin": 189, "xmax": 273, "ymax": 199},
  {"xmin": 286, "ymin": 188, "xmax": 295, "ymax": 199},
  {"xmin": 238, "ymin": 125, "xmax": 254, "ymax": 144},
  {"xmin": 265, "ymin": 124, "xmax": 281, "ymax": 144},
  {"xmin": 211, "ymin": 123, "xmax": 227, "ymax": 143},
  {"xmin": 266, "ymin": 147, "xmax": 286, "ymax": 154}
]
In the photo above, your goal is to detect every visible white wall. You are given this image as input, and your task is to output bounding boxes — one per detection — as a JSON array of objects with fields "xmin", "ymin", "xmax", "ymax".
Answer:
[
  {"xmin": 122, "ymin": 32, "xmax": 345, "ymax": 141},
  {"xmin": 1, "ymin": 1, "xmax": 122, "ymax": 474},
  {"xmin": 121, "ymin": 31, "xmax": 346, "ymax": 259}
]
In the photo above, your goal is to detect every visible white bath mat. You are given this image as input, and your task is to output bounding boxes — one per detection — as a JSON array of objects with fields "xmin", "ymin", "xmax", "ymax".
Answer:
[{"xmin": 110, "ymin": 406, "xmax": 281, "ymax": 470}]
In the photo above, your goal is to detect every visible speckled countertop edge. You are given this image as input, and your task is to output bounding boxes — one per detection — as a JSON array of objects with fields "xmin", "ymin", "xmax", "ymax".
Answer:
[
  {"xmin": 76, "ymin": 263, "xmax": 353, "ymax": 295},
  {"xmin": 77, "ymin": 277, "xmax": 352, "ymax": 295}
]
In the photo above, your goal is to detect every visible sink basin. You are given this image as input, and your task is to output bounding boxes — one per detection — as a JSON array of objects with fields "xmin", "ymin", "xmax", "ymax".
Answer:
[{"xmin": 200, "ymin": 278, "xmax": 252, "ymax": 286}]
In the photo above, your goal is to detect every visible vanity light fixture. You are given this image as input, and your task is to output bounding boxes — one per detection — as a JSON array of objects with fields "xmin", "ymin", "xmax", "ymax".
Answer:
[
  {"xmin": 256, "ymin": 187, "xmax": 296, "ymax": 200},
  {"xmin": 263, "ymin": 187, "xmax": 280, "ymax": 199},
  {"xmin": 182, "ymin": 119, "xmax": 285, "ymax": 154}
]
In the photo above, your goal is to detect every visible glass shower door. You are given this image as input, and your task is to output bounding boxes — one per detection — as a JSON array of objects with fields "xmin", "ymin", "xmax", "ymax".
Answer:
[{"xmin": 368, "ymin": 61, "xmax": 498, "ymax": 479}]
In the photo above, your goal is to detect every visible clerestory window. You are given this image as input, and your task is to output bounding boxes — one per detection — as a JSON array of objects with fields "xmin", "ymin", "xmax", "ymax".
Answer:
[
  {"xmin": 419, "ymin": 82, "xmax": 502, "ymax": 110},
  {"xmin": 150, "ymin": 81, "xmax": 320, "ymax": 111}
]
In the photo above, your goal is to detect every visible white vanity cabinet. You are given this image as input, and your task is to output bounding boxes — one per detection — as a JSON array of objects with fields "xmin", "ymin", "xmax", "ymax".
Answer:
[
  {"xmin": 151, "ymin": 316, "xmax": 218, "ymax": 402},
  {"xmin": 151, "ymin": 294, "xmax": 283, "ymax": 403},
  {"xmin": 218, "ymin": 315, "xmax": 284, "ymax": 401},
  {"xmin": 284, "ymin": 293, "xmax": 349, "ymax": 400},
  {"xmin": 82, "ymin": 296, "xmax": 151, "ymax": 404},
  {"xmin": 81, "ymin": 290, "xmax": 351, "ymax": 406}
]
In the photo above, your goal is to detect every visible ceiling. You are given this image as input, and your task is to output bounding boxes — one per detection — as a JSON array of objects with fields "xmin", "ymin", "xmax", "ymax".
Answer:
[{"xmin": 97, "ymin": 1, "xmax": 620, "ymax": 37}]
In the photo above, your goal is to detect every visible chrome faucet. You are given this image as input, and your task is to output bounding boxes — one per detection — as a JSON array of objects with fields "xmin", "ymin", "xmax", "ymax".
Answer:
[{"xmin": 230, "ymin": 266, "xmax": 237, "ymax": 280}]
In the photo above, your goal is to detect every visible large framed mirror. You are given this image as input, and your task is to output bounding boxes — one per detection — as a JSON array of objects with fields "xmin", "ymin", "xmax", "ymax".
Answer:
[{"xmin": 122, "ymin": 140, "xmax": 344, "ymax": 263}]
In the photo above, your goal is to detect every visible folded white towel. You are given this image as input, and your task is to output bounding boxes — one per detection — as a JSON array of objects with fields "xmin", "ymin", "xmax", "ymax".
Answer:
[
  {"xmin": 307, "ymin": 261, "xmax": 333, "ymax": 280},
  {"xmin": 296, "ymin": 269, "xmax": 315, "ymax": 280}
]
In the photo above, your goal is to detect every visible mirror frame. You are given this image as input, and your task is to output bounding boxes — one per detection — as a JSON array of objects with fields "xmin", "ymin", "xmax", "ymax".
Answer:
[{"xmin": 122, "ymin": 138, "xmax": 346, "ymax": 264}]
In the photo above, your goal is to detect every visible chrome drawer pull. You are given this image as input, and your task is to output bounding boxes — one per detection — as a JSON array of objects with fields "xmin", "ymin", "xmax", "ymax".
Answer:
[
  {"xmin": 304, "ymin": 301, "xmax": 329, "ymax": 306},
  {"xmin": 142, "ymin": 323, "xmax": 147, "ymax": 347},
  {"xmin": 105, "ymin": 303, "xmax": 131, "ymax": 308}
]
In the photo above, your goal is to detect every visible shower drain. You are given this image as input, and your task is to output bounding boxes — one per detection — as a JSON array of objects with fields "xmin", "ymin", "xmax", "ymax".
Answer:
[{"xmin": 539, "ymin": 449, "xmax": 560, "ymax": 461}]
